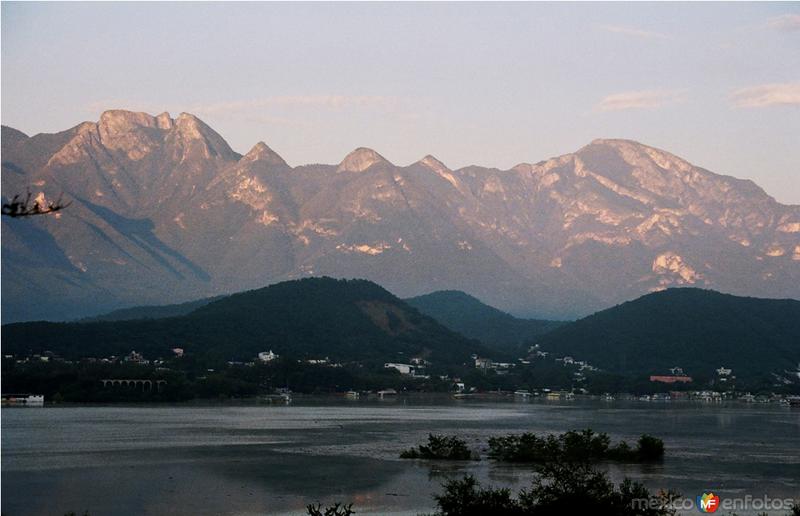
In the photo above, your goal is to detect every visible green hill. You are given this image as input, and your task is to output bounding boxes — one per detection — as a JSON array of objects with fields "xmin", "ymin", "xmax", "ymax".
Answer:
[
  {"xmin": 534, "ymin": 288, "xmax": 800, "ymax": 378},
  {"xmin": 406, "ymin": 290, "xmax": 564, "ymax": 353},
  {"xmin": 2, "ymin": 277, "xmax": 495, "ymax": 367}
]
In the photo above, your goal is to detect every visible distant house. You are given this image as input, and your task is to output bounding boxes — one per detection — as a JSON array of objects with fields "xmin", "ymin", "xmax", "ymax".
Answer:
[
  {"xmin": 258, "ymin": 350, "xmax": 279, "ymax": 363},
  {"xmin": 124, "ymin": 350, "xmax": 148, "ymax": 364},
  {"xmin": 650, "ymin": 375, "xmax": 693, "ymax": 384},
  {"xmin": 172, "ymin": 348, "xmax": 184, "ymax": 358},
  {"xmin": 384, "ymin": 363, "xmax": 414, "ymax": 375},
  {"xmin": 475, "ymin": 357, "xmax": 493, "ymax": 370}
]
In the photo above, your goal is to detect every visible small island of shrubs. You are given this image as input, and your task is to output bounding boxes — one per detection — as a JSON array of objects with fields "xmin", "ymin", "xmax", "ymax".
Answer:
[
  {"xmin": 400, "ymin": 434, "xmax": 476, "ymax": 460},
  {"xmin": 400, "ymin": 429, "xmax": 664, "ymax": 463},
  {"xmin": 489, "ymin": 428, "xmax": 664, "ymax": 463}
]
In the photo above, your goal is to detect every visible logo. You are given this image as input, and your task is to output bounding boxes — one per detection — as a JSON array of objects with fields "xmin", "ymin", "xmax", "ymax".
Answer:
[{"xmin": 697, "ymin": 492, "xmax": 720, "ymax": 513}]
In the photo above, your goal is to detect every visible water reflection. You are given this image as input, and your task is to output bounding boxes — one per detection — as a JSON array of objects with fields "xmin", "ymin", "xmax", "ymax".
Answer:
[{"xmin": 2, "ymin": 399, "xmax": 798, "ymax": 516}]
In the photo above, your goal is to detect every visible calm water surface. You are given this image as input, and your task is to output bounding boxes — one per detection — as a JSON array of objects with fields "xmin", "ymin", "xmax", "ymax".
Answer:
[{"xmin": 2, "ymin": 398, "xmax": 799, "ymax": 515}]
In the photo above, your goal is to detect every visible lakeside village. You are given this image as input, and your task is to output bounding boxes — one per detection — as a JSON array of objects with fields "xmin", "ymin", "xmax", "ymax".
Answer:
[{"xmin": 3, "ymin": 343, "xmax": 800, "ymax": 407}]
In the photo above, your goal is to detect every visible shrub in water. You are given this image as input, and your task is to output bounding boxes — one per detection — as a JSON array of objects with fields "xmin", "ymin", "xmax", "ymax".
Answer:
[
  {"xmin": 400, "ymin": 434, "xmax": 474, "ymax": 460},
  {"xmin": 488, "ymin": 428, "xmax": 664, "ymax": 464}
]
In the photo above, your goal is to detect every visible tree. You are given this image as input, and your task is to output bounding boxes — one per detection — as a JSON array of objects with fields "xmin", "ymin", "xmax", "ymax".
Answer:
[
  {"xmin": 2, "ymin": 190, "xmax": 70, "ymax": 217},
  {"xmin": 306, "ymin": 502, "xmax": 354, "ymax": 516},
  {"xmin": 433, "ymin": 462, "xmax": 680, "ymax": 516}
]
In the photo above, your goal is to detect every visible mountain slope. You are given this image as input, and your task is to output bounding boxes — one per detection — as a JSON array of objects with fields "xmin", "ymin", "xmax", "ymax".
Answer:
[
  {"xmin": 80, "ymin": 296, "xmax": 223, "ymax": 322},
  {"xmin": 406, "ymin": 290, "xmax": 564, "ymax": 352},
  {"xmin": 3, "ymin": 111, "xmax": 799, "ymax": 322},
  {"xmin": 534, "ymin": 288, "xmax": 800, "ymax": 378},
  {"xmin": 1, "ymin": 277, "xmax": 494, "ymax": 366}
]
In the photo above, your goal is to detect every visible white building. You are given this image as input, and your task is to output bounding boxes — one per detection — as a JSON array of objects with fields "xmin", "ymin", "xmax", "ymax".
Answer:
[
  {"xmin": 258, "ymin": 350, "xmax": 279, "ymax": 363},
  {"xmin": 475, "ymin": 357, "xmax": 493, "ymax": 369},
  {"xmin": 384, "ymin": 363, "xmax": 414, "ymax": 375}
]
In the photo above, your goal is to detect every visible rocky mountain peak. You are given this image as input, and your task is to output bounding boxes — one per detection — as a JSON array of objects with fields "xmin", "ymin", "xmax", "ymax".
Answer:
[
  {"xmin": 242, "ymin": 142, "xmax": 287, "ymax": 166},
  {"xmin": 418, "ymin": 154, "xmax": 449, "ymax": 173},
  {"xmin": 98, "ymin": 110, "xmax": 161, "ymax": 133},
  {"xmin": 582, "ymin": 138, "xmax": 691, "ymax": 171},
  {"xmin": 80, "ymin": 110, "xmax": 164, "ymax": 161},
  {"xmin": 337, "ymin": 147, "xmax": 389, "ymax": 173},
  {"xmin": 174, "ymin": 112, "xmax": 206, "ymax": 136},
  {"xmin": 169, "ymin": 112, "xmax": 238, "ymax": 161},
  {"xmin": 155, "ymin": 112, "xmax": 174, "ymax": 130},
  {"xmin": 417, "ymin": 154, "xmax": 465, "ymax": 190}
]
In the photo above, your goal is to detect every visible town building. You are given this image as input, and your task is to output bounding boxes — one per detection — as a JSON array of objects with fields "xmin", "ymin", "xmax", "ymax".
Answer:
[
  {"xmin": 474, "ymin": 357, "xmax": 493, "ymax": 369},
  {"xmin": 258, "ymin": 350, "xmax": 279, "ymax": 363},
  {"xmin": 384, "ymin": 363, "xmax": 414, "ymax": 375}
]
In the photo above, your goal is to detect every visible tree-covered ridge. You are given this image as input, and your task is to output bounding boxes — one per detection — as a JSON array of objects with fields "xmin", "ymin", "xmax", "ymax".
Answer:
[
  {"xmin": 406, "ymin": 290, "xmax": 565, "ymax": 353},
  {"xmin": 534, "ymin": 288, "xmax": 800, "ymax": 378},
  {"xmin": 2, "ymin": 277, "xmax": 495, "ymax": 366}
]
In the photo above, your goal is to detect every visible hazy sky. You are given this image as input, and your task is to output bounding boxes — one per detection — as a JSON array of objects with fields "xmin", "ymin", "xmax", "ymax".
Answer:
[{"xmin": 2, "ymin": 2, "xmax": 799, "ymax": 203}]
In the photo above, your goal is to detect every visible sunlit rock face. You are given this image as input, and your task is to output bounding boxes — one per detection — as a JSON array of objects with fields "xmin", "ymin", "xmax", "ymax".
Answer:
[
  {"xmin": 337, "ymin": 147, "xmax": 388, "ymax": 173},
  {"xmin": 2, "ymin": 112, "xmax": 798, "ymax": 322}
]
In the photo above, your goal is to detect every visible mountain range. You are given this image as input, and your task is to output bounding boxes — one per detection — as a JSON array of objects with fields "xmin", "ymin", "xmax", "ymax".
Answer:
[
  {"xmin": 3, "ymin": 110, "xmax": 799, "ymax": 322},
  {"xmin": 80, "ymin": 288, "xmax": 562, "ymax": 353},
  {"xmin": 4, "ymin": 278, "xmax": 798, "ymax": 381}
]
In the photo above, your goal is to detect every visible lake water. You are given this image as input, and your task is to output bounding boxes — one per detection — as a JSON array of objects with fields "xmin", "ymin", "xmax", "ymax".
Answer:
[{"xmin": 2, "ymin": 397, "xmax": 798, "ymax": 515}]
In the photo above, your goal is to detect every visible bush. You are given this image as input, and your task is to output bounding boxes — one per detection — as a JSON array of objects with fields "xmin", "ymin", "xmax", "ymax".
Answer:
[
  {"xmin": 306, "ymin": 502, "xmax": 354, "ymax": 516},
  {"xmin": 637, "ymin": 434, "xmax": 665, "ymax": 461},
  {"xmin": 400, "ymin": 434, "xmax": 474, "ymax": 460},
  {"xmin": 435, "ymin": 475, "xmax": 524, "ymax": 516},
  {"xmin": 489, "ymin": 429, "xmax": 664, "ymax": 464},
  {"xmin": 433, "ymin": 462, "xmax": 679, "ymax": 516}
]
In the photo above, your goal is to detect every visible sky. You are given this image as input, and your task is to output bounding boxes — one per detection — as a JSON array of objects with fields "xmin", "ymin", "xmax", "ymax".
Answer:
[{"xmin": 2, "ymin": 2, "xmax": 799, "ymax": 203}]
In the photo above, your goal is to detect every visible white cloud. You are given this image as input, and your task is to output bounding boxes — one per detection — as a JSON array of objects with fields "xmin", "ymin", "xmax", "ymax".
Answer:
[
  {"xmin": 765, "ymin": 14, "xmax": 800, "ymax": 32},
  {"xmin": 595, "ymin": 89, "xmax": 686, "ymax": 112},
  {"xmin": 598, "ymin": 24, "xmax": 670, "ymax": 40},
  {"xmin": 730, "ymin": 82, "xmax": 800, "ymax": 108}
]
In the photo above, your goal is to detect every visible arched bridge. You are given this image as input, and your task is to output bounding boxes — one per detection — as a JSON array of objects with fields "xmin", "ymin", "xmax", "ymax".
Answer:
[{"xmin": 100, "ymin": 379, "xmax": 167, "ymax": 391}]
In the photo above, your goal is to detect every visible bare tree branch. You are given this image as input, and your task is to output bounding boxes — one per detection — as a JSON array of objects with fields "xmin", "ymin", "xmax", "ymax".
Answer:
[{"xmin": 2, "ymin": 190, "xmax": 71, "ymax": 218}]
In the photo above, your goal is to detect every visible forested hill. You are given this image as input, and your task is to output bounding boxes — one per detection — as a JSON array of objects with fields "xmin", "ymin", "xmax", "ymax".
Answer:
[
  {"xmin": 3, "ymin": 277, "xmax": 495, "ymax": 366},
  {"xmin": 534, "ymin": 288, "xmax": 800, "ymax": 378},
  {"xmin": 406, "ymin": 290, "xmax": 564, "ymax": 352}
]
